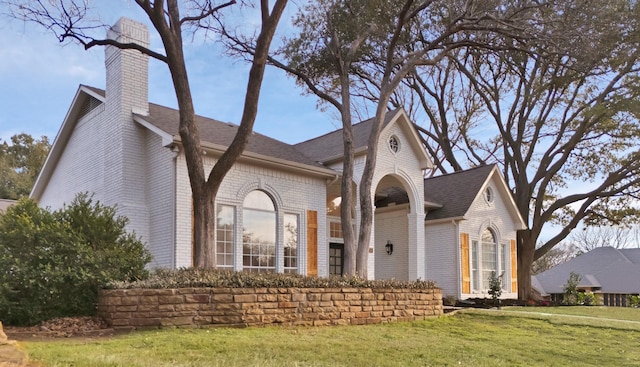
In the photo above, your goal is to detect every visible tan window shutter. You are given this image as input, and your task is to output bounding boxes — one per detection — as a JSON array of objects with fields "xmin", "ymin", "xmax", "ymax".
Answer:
[
  {"xmin": 511, "ymin": 239, "xmax": 517, "ymax": 292},
  {"xmin": 307, "ymin": 210, "xmax": 318, "ymax": 276},
  {"xmin": 460, "ymin": 233, "xmax": 470, "ymax": 294}
]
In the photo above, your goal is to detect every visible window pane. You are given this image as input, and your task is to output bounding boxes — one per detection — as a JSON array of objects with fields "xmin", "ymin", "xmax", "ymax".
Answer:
[
  {"xmin": 243, "ymin": 190, "xmax": 275, "ymax": 211},
  {"xmin": 243, "ymin": 208, "xmax": 276, "ymax": 272},
  {"xmin": 327, "ymin": 196, "xmax": 341, "ymax": 217},
  {"xmin": 501, "ymin": 243, "xmax": 509, "ymax": 291},
  {"xmin": 284, "ymin": 213, "xmax": 298, "ymax": 273},
  {"xmin": 472, "ymin": 241, "xmax": 479, "ymax": 291},
  {"xmin": 216, "ymin": 205, "xmax": 235, "ymax": 269},
  {"xmin": 330, "ymin": 221, "xmax": 343, "ymax": 239},
  {"xmin": 482, "ymin": 228, "xmax": 496, "ymax": 243},
  {"xmin": 481, "ymin": 228, "xmax": 497, "ymax": 291}
]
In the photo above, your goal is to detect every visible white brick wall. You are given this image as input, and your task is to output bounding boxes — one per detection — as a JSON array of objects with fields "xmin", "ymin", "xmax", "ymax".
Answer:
[
  {"xmin": 174, "ymin": 154, "xmax": 328, "ymax": 275},
  {"xmin": 39, "ymin": 106, "xmax": 107, "ymax": 208},
  {"xmin": 374, "ymin": 206, "xmax": 410, "ymax": 280},
  {"xmin": 424, "ymin": 221, "xmax": 459, "ymax": 297},
  {"xmin": 144, "ymin": 132, "xmax": 176, "ymax": 268}
]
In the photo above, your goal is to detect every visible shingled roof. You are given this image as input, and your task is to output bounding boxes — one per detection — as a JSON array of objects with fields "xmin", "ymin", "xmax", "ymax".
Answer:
[
  {"xmin": 79, "ymin": 85, "xmax": 330, "ymax": 170},
  {"xmin": 532, "ymin": 247, "xmax": 640, "ymax": 295},
  {"xmin": 424, "ymin": 165, "xmax": 496, "ymax": 221},
  {"xmin": 136, "ymin": 103, "xmax": 328, "ymax": 169},
  {"xmin": 294, "ymin": 109, "xmax": 402, "ymax": 163}
]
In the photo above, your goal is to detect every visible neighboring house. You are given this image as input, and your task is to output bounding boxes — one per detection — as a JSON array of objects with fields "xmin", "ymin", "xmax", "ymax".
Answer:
[
  {"xmin": 0, "ymin": 199, "xmax": 17, "ymax": 213},
  {"xmin": 31, "ymin": 18, "xmax": 525, "ymax": 300},
  {"xmin": 532, "ymin": 247, "xmax": 640, "ymax": 306}
]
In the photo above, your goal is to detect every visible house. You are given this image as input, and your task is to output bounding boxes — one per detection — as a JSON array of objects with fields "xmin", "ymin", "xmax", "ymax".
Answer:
[
  {"xmin": 31, "ymin": 17, "xmax": 525, "ymax": 300},
  {"xmin": 532, "ymin": 247, "xmax": 640, "ymax": 306}
]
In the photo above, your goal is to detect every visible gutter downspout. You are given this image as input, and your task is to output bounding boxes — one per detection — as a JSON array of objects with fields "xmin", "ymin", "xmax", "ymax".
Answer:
[
  {"xmin": 453, "ymin": 219, "xmax": 462, "ymax": 299},
  {"xmin": 326, "ymin": 174, "xmax": 339, "ymax": 187},
  {"xmin": 170, "ymin": 144, "xmax": 180, "ymax": 269}
]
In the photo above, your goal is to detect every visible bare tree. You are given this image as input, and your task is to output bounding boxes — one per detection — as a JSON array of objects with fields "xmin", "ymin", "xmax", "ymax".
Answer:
[
  {"xmin": 570, "ymin": 226, "xmax": 640, "ymax": 252},
  {"xmin": 531, "ymin": 242, "xmax": 578, "ymax": 274},
  {"xmin": 412, "ymin": 0, "xmax": 640, "ymax": 298},
  {"xmin": 4, "ymin": 0, "xmax": 288, "ymax": 267},
  {"xmin": 223, "ymin": 0, "xmax": 545, "ymax": 277}
]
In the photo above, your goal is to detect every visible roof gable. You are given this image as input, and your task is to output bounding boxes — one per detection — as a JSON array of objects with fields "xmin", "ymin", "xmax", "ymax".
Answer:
[
  {"xmin": 31, "ymin": 85, "xmax": 106, "ymax": 200},
  {"xmin": 294, "ymin": 109, "xmax": 431, "ymax": 168},
  {"xmin": 424, "ymin": 165, "xmax": 525, "ymax": 229},
  {"xmin": 424, "ymin": 165, "xmax": 495, "ymax": 221}
]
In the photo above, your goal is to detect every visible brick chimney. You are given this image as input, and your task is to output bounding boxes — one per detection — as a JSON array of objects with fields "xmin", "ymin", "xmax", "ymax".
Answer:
[{"xmin": 105, "ymin": 17, "xmax": 149, "ymax": 116}]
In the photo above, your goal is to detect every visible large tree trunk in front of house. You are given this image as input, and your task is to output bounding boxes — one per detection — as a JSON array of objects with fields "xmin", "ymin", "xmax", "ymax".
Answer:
[
  {"xmin": 192, "ymin": 187, "xmax": 216, "ymax": 267},
  {"xmin": 517, "ymin": 229, "xmax": 536, "ymax": 300},
  {"xmin": 356, "ymin": 102, "xmax": 391, "ymax": 277},
  {"xmin": 341, "ymin": 125, "xmax": 357, "ymax": 276}
]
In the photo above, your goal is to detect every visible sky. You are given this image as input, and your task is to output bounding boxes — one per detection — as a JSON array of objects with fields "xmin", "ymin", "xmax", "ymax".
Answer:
[{"xmin": 0, "ymin": 2, "xmax": 340, "ymax": 146}]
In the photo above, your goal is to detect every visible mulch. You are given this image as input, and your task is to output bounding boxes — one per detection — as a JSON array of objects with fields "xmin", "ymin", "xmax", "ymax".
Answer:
[{"xmin": 3, "ymin": 317, "xmax": 115, "ymax": 341}]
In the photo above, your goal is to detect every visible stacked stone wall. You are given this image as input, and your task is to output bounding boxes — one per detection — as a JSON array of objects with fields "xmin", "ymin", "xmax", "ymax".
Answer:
[{"xmin": 98, "ymin": 287, "xmax": 442, "ymax": 329}]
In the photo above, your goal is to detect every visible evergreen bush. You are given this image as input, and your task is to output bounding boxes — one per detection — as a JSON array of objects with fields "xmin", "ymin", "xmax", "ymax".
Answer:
[{"xmin": 0, "ymin": 194, "xmax": 151, "ymax": 326}]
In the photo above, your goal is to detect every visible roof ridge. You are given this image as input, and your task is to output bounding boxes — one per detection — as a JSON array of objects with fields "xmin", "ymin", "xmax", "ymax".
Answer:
[
  {"xmin": 294, "ymin": 108, "xmax": 403, "ymax": 146},
  {"xmin": 424, "ymin": 164, "xmax": 496, "ymax": 181}
]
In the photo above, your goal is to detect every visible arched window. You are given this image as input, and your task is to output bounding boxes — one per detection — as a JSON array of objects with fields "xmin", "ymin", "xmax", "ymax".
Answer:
[
  {"xmin": 472, "ymin": 228, "xmax": 506, "ymax": 292},
  {"xmin": 242, "ymin": 190, "xmax": 276, "ymax": 272},
  {"xmin": 481, "ymin": 228, "xmax": 497, "ymax": 289}
]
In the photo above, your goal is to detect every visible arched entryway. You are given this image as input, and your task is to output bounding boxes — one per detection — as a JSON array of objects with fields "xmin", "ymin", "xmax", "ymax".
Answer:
[{"xmin": 373, "ymin": 174, "xmax": 423, "ymax": 281}]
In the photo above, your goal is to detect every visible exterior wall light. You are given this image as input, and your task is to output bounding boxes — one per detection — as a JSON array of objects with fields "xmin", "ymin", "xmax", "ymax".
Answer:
[{"xmin": 385, "ymin": 240, "xmax": 394, "ymax": 255}]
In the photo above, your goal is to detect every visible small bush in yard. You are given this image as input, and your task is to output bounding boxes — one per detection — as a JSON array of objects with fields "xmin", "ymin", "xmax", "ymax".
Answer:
[
  {"xmin": 487, "ymin": 271, "xmax": 503, "ymax": 309},
  {"xmin": 0, "ymin": 194, "xmax": 151, "ymax": 326},
  {"xmin": 563, "ymin": 272, "xmax": 581, "ymax": 305}
]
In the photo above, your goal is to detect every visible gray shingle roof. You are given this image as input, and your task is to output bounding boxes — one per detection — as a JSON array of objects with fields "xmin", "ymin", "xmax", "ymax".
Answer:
[
  {"xmin": 294, "ymin": 109, "xmax": 402, "ymax": 163},
  {"xmin": 424, "ymin": 165, "xmax": 496, "ymax": 221},
  {"xmin": 139, "ymin": 103, "xmax": 327, "ymax": 169},
  {"xmin": 532, "ymin": 247, "xmax": 640, "ymax": 295}
]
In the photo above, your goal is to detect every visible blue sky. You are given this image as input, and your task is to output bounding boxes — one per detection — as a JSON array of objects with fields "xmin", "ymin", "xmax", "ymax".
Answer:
[{"xmin": 0, "ymin": 2, "xmax": 341, "ymax": 146}]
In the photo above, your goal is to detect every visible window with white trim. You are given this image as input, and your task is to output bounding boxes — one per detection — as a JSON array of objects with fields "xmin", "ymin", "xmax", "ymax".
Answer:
[
  {"xmin": 283, "ymin": 213, "xmax": 298, "ymax": 273},
  {"xmin": 242, "ymin": 190, "xmax": 276, "ymax": 272},
  {"xmin": 216, "ymin": 205, "xmax": 235, "ymax": 269},
  {"xmin": 471, "ymin": 228, "xmax": 510, "ymax": 292}
]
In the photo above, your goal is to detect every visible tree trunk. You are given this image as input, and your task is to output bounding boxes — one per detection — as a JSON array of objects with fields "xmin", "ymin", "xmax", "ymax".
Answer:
[
  {"xmin": 356, "ymin": 102, "xmax": 390, "ymax": 277},
  {"xmin": 192, "ymin": 187, "xmax": 216, "ymax": 267},
  {"xmin": 341, "ymin": 128, "xmax": 357, "ymax": 276},
  {"xmin": 517, "ymin": 229, "xmax": 535, "ymax": 300}
]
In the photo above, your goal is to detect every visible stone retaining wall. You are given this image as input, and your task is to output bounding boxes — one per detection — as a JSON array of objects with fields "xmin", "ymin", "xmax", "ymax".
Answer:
[{"xmin": 98, "ymin": 287, "xmax": 442, "ymax": 329}]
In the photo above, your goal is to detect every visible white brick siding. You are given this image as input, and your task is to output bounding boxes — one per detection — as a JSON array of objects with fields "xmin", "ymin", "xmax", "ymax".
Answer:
[
  {"xmin": 174, "ymin": 154, "xmax": 328, "ymax": 275},
  {"xmin": 424, "ymin": 222, "xmax": 459, "ymax": 297},
  {"xmin": 374, "ymin": 206, "xmax": 410, "ymax": 280}
]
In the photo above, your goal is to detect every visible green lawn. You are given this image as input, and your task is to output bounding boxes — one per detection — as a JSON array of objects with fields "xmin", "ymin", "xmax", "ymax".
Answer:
[
  {"xmin": 502, "ymin": 306, "xmax": 640, "ymax": 321},
  {"xmin": 22, "ymin": 309, "xmax": 640, "ymax": 367}
]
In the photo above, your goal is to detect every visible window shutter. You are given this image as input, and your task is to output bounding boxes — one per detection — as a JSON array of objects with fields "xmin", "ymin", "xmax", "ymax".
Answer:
[
  {"xmin": 511, "ymin": 239, "xmax": 517, "ymax": 292},
  {"xmin": 460, "ymin": 233, "xmax": 470, "ymax": 294},
  {"xmin": 307, "ymin": 210, "xmax": 318, "ymax": 276}
]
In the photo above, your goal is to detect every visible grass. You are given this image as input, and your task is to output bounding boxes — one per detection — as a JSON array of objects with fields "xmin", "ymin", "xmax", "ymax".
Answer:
[
  {"xmin": 22, "ymin": 309, "xmax": 640, "ymax": 367},
  {"xmin": 502, "ymin": 305, "xmax": 640, "ymax": 322}
]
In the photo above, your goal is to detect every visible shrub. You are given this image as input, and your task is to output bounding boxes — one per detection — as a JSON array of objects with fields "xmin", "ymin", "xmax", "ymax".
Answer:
[
  {"xmin": 487, "ymin": 271, "xmax": 503, "ymax": 308},
  {"xmin": 563, "ymin": 272, "xmax": 581, "ymax": 305},
  {"xmin": 107, "ymin": 267, "xmax": 438, "ymax": 290},
  {"xmin": 577, "ymin": 291, "xmax": 596, "ymax": 306},
  {"xmin": 629, "ymin": 295, "xmax": 639, "ymax": 308},
  {"xmin": 0, "ymin": 194, "xmax": 151, "ymax": 326}
]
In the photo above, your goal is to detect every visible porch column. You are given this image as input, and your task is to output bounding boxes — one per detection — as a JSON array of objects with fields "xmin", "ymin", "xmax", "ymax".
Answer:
[{"xmin": 407, "ymin": 211, "xmax": 425, "ymax": 280}]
